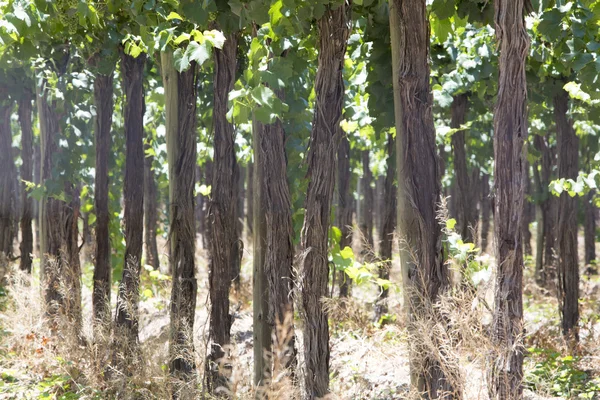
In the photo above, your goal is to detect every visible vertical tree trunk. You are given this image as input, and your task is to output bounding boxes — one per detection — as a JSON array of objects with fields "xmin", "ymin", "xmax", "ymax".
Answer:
[
  {"xmin": 202, "ymin": 160, "xmax": 213, "ymax": 250},
  {"xmin": 258, "ymin": 86, "xmax": 297, "ymax": 384},
  {"xmin": 207, "ymin": 33, "xmax": 238, "ymax": 393},
  {"xmin": 161, "ymin": 51, "xmax": 199, "ymax": 391},
  {"xmin": 232, "ymin": 165, "xmax": 245, "ymax": 291},
  {"xmin": 252, "ymin": 115, "xmax": 270, "ymax": 389},
  {"xmin": 522, "ymin": 163, "xmax": 533, "ymax": 256},
  {"xmin": 114, "ymin": 52, "xmax": 146, "ymax": 352},
  {"xmin": 37, "ymin": 79, "xmax": 82, "ymax": 332},
  {"xmin": 18, "ymin": 95, "xmax": 34, "ymax": 273},
  {"xmin": 390, "ymin": 1, "xmax": 459, "ymax": 397},
  {"xmin": 451, "ymin": 93, "xmax": 475, "ymax": 242},
  {"xmin": 299, "ymin": 5, "xmax": 350, "ymax": 398},
  {"xmin": 487, "ymin": 2, "xmax": 529, "ymax": 398},
  {"xmin": 247, "ymin": 161, "xmax": 254, "ymax": 236},
  {"xmin": 533, "ymin": 133, "xmax": 555, "ymax": 284},
  {"xmin": 34, "ymin": 139, "xmax": 41, "ymax": 253},
  {"xmin": 375, "ymin": 133, "xmax": 396, "ymax": 319},
  {"xmin": 480, "ymin": 173, "xmax": 491, "ymax": 252},
  {"xmin": 359, "ymin": 150, "xmax": 374, "ymax": 258},
  {"xmin": 554, "ymin": 87, "xmax": 579, "ymax": 340},
  {"xmin": 195, "ymin": 164, "xmax": 203, "ymax": 237},
  {"xmin": 144, "ymin": 139, "xmax": 160, "ymax": 271},
  {"xmin": 584, "ymin": 191, "xmax": 596, "ymax": 272},
  {"xmin": 93, "ymin": 73, "xmax": 114, "ymax": 327},
  {"xmin": 0, "ymin": 101, "xmax": 16, "ymax": 258},
  {"xmin": 337, "ymin": 132, "xmax": 352, "ymax": 297},
  {"xmin": 532, "ymin": 165, "xmax": 545, "ymax": 283}
]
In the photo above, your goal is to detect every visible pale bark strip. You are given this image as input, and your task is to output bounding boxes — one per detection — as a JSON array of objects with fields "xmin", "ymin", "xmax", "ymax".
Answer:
[
  {"xmin": 488, "ymin": 1, "xmax": 530, "ymax": 398},
  {"xmin": 299, "ymin": 4, "xmax": 351, "ymax": 398}
]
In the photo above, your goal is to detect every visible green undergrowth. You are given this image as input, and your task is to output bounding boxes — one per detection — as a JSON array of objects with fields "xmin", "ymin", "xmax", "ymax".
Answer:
[{"xmin": 525, "ymin": 347, "xmax": 600, "ymax": 399}]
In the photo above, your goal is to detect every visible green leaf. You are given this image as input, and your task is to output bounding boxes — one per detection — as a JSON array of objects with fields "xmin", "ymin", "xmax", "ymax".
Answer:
[
  {"xmin": 173, "ymin": 33, "xmax": 191, "ymax": 45},
  {"xmin": 431, "ymin": 0, "xmax": 455, "ymax": 20},
  {"xmin": 166, "ymin": 11, "xmax": 184, "ymax": 21},
  {"xmin": 251, "ymin": 85, "xmax": 276, "ymax": 107},
  {"xmin": 340, "ymin": 246, "xmax": 354, "ymax": 260},
  {"xmin": 446, "ymin": 218, "xmax": 457, "ymax": 230},
  {"xmin": 173, "ymin": 47, "xmax": 189, "ymax": 72}
]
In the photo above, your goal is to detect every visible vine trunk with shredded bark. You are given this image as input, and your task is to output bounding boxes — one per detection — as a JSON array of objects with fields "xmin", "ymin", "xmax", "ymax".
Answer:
[
  {"xmin": 390, "ymin": 0, "xmax": 461, "ymax": 397},
  {"xmin": 450, "ymin": 94, "xmax": 475, "ymax": 243},
  {"xmin": 114, "ymin": 51, "xmax": 146, "ymax": 355},
  {"xmin": 376, "ymin": 133, "xmax": 396, "ymax": 319},
  {"xmin": 261, "ymin": 89, "xmax": 296, "ymax": 380},
  {"xmin": 37, "ymin": 78, "xmax": 82, "ymax": 333},
  {"xmin": 554, "ymin": 87, "xmax": 579, "ymax": 340},
  {"xmin": 207, "ymin": 32, "xmax": 238, "ymax": 394},
  {"xmin": 532, "ymin": 133, "xmax": 555, "ymax": 285},
  {"xmin": 144, "ymin": 138, "xmax": 160, "ymax": 271},
  {"xmin": 299, "ymin": 4, "xmax": 350, "ymax": 398},
  {"xmin": 336, "ymin": 131, "xmax": 352, "ymax": 297},
  {"xmin": 161, "ymin": 51, "xmax": 199, "ymax": 393},
  {"xmin": 359, "ymin": 149, "xmax": 374, "ymax": 257},
  {"xmin": 480, "ymin": 173, "xmax": 491, "ymax": 252},
  {"xmin": 0, "ymin": 100, "xmax": 16, "ymax": 259},
  {"xmin": 487, "ymin": 1, "xmax": 530, "ymax": 398},
  {"xmin": 18, "ymin": 94, "xmax": 34, "ymax": 273},
  {"xmin": 584, "ymin": 190, "xmax": 596, "ymax": 271},
  {"xmin": 93, "ymin": 73, "xmax": 114, "ymax": 328}
]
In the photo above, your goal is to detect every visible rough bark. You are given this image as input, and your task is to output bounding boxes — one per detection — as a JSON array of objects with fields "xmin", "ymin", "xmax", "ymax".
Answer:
[
  {"xmin": 480, "ymin": 173, "xmax": 491, "ymax": 252},
  {"xmin": 337, "ymin": 132, "xmax": 352, "ymax": 297},
  {"xmin": 584, "ymin": 191, "xmax": 596, "ymax": 271},
  {"xmin": 359, "ymin": 149, "xmax": 374, "ymax": 256},
  {"xmin": 451, "ymin": 94, "xmax": 475, "ymax": 242},
  {"xmin": 554, "ymin": 87, "xmax": 579, "ymax": 340},
  {"xmin": 261, "ymin": 93, "xmax": 296, "ymax": 377},
  {"xmin": 232, "ymin": 164, "xmax": 244, "ymax": 291},
  {"xmin": 34, "ymin": 140, "xmax": 40, "ymax": 253},
  {"xmin": 206, "ymin": 33, "xmax": 238, "ymax": 394},
  {"xmin": 161, "ymin": 51, "xmax": 199, "ymax": 389},
  {"xmin": 201, "ymin": 160, "xmax": 213, "ymax": 250},
  {"xmin": 93, "ymin": 73, "xmax": 114, "ymax": 327},
  {"xmin": 252, "ymin": 115, "xmax": 270, "ymax": 389},
  {"xmin": 487, "ymin": 2, "xmax": 529, "ymax": 398},
  {"xmin": 114, "ymin": 51, "xmax": 146, "ymax": 351},
  {"xmin": 144, "ymin": 139, "xmax": 160, "ymax": 271},
  {"xmin": 389, "ymin": 1, "xmax": 459, "ymax": 397},
  {"xmin": 37, "ymin": 79, "xmax": 82, "ymax": 333},
  {"xmin": 522, "ymin": 163, "xmax": 534, "ymax": 256},
  {"xmin": 375, "ymin": 133, "xmax": 396, "ymax": 319},
  {"xmin": 195, "ymin": 164, "xmax": 203, "ymax": 237},
  {"xmin": 533, "ymin": 133, "xmax": 555, "ymax": 284},
  {"xmin": 0, "ymin": 101, "xmax": 16, "ymax": 258},
  {"xmin": 18, "ymin": 95, "xmax": 34, "ymax": 273},
  {"xmin": 247, "ymin": 161, "xmax": 254, "ymax": 236},
  {"xmin": 299, "ymin": 5, "xmax": 350, "ymax": 398}
]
